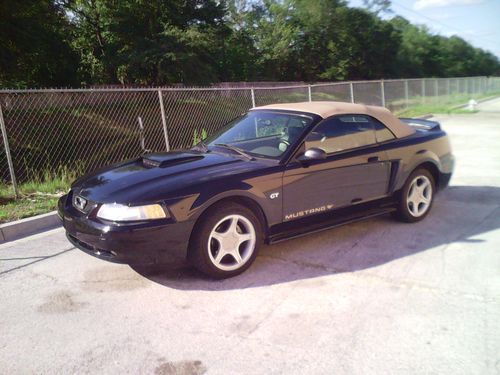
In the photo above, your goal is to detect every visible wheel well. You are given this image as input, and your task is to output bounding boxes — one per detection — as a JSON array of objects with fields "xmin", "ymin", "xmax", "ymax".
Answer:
[
  {"xmin": 187, "ymin": 196, "xmax": 269, "ymax": 255},
  {"xmin": 219, "ymin": 196, "xmax": 269, "ymax": 232},
  {"xmin": 415, "ymin": 162, "xmax": 440, "ymax": 189}
]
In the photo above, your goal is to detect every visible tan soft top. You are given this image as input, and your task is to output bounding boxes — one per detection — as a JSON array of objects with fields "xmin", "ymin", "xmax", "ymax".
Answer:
[{"xmin": 251, "ymin": 101, "xmax": 415, "ymax": 138}]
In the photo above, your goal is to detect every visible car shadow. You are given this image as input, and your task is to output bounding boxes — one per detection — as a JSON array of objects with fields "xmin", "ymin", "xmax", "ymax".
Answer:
[{"xmin": 131, "ymin": 185, "xmax": 500, "ymax": 291}]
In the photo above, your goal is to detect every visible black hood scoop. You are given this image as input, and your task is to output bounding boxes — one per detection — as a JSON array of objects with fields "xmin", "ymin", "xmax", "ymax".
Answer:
[{"xmin": 142, "ymin": 151, "xmax": 204, "ymax": 168}]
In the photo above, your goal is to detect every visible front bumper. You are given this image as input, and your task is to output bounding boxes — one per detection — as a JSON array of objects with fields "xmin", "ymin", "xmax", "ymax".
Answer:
[{"xmin": 58, "ymin": 194, "xmax": 194, "ymax": 265}]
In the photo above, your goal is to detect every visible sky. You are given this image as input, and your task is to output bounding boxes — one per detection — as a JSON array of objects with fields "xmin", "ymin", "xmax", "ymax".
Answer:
[{"xmin": 347, "ymin": 0, "xmax": 500, "ymax": 59}]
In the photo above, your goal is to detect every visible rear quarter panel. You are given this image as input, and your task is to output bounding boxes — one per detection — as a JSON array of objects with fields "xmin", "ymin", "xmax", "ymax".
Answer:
[{"xmin": 386, "ymin": 131, "xmax": 454, "ymax": 191}]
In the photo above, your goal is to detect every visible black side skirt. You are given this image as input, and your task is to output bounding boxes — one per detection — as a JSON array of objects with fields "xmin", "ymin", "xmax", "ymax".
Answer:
[{"xmin": 268, "ymin": 198, "xmax": 397, "ymax": 244}]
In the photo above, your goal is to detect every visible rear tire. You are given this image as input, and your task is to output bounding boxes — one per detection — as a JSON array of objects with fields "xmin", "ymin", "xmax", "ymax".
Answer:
[
  {"xmin": 188, "ymin": 202, "xmax": 263, "ymax": 279},
  {"xmin": 394, "ymin": 168, "xmax": 435, "ymax": 223}
]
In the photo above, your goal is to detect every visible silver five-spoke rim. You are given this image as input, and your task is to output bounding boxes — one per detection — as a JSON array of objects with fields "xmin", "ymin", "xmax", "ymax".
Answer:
[
  {"xmin": 208, "ymin": 214, "xmax": 256, "ymax": 271},
  {"xmin": 407, "ymin": 175, "xmax": 432, "ymax": 217}
]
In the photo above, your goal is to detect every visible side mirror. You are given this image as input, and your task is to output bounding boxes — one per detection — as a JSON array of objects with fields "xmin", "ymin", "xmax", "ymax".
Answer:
[{"xmin": 297, "ymin": 147, "xmax": 327, "ymax": 164}]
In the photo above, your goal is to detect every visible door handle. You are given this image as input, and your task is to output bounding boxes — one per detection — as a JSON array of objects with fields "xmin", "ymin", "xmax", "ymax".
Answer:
[{"xmin": 368, "ymin": 156, "xmax": 379, "ymax": 163}]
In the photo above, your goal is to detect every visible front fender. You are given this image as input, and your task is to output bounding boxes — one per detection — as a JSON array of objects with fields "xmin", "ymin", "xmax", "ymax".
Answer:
[{"xmin": 185, "ymin": 167, "xmax": 284, "ymax": 229}]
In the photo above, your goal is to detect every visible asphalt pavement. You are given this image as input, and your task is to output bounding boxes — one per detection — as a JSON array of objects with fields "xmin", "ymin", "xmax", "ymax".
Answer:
[{"xmin": 1, "ymin": 98, "xmax": 500, "ymax": 374}]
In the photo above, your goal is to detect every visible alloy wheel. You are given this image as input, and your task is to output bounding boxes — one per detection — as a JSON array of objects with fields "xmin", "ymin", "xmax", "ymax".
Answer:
[
  {"xmin": 407, "ymin": 175, "xmax": 433, "ymax": 217},
  {"xmin": 207, "ymin": 214, "xmax": 256, "ymax": 271}
]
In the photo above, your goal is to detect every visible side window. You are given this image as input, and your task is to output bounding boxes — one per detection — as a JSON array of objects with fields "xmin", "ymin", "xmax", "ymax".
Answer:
[
  {"xmin": 372, "ymin": 118, "xmax": 395, "ymax": 143},
  {"xmin": 304, "ymin": 115, "xmax": 377, "ymax": 153}
]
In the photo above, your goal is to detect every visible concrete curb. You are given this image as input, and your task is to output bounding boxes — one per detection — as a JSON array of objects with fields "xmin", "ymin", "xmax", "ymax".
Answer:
[{"xmin": 0, "ymin": 211, "xmax": 61, "ymax": 244}]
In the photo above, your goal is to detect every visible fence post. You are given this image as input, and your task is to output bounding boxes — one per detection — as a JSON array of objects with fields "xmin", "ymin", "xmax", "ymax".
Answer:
[
  {"xmin": 0, "ymin": 103, "xmax": 19, "ymax": 198},
  {"xmin": 447, "ymin": 78, "xmax": 450, "ymax": 98},
  {"xmin": 157, "ymin": 89, "xmax": 170, "ymax": 152},
  {"xmin": 349, "ymin": 82, "xmax": 354, "ymax": 103},
  {"xmin": 404, "ymin": 80, "xmax": 409, "ymax": 108},
  {"xmin": 434, "ymin": 79, "xmax": 438, "ymax": 99},
  {"xmin": 250, "ymin": 88, "xmax": 256, "ymax": 108},
  {"xmin": 308, "ymin": 85, "xmax": 312, "ymax": 102},
  {"xmin": 421, "ymin": 79, "xmax": 425, "ymax": 103},
  {"xmin": 380, "ymin": 80, "xmax": 386, "ymax": 107}
]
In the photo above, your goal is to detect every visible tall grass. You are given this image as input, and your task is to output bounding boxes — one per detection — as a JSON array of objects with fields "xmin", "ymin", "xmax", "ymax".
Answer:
[
  {"xmin": 0, "ymin": 168, "xmax": 79, "ymax": 223},
  {"xmin": 395, "ymin": 92, "xmax": 500, "ymax": 117},
  {"xmin": 2, "ymin": 167, "xmax": 76, "ymax": 195}
]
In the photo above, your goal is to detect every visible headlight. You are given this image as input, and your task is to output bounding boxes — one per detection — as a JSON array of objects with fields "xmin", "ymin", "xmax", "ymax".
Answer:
[{"xmin": 96, "ymin": 203, "xmax": 168, "ymax": 221}]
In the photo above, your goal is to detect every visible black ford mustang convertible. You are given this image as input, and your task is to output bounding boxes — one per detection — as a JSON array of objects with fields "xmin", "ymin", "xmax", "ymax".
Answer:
[{"xmin": 59, "ymin": 101, "xmax": 454, "ymax": 278}]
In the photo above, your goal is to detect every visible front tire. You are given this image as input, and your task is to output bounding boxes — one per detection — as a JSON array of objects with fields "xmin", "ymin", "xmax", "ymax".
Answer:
[
  {"xmin": 188, "ymin": 202, "xmax": 263, "ymax": 279},
  {"xmin": 395, "ymin": 168, "xmax": 435, "ymax": 223}
]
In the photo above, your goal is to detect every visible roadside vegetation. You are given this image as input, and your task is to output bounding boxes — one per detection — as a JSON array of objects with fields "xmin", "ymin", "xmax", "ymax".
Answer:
[
  {"xmin": 395, "ymin": 93, "xmax": 499, "ymax": 117},
  {"xmin": 0, "ymin": 171, "xmax": 75, "ymax": 224}
]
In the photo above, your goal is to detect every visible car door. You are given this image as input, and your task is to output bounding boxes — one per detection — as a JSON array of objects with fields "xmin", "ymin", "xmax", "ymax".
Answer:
[{"xmin": 282, "ymin": 114, "xmax": 394, "ymax": 221}]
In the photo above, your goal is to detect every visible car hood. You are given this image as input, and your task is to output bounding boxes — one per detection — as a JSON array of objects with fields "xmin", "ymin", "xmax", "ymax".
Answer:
[{"xmin": 72, "ymin": 151, "xmax": 265, "ymax": 204}]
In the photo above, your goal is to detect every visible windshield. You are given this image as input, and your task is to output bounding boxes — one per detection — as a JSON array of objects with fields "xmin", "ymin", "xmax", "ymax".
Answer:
[{"xmin": 206, "ymin": 111, "xmax": 313, "ymax": 159}]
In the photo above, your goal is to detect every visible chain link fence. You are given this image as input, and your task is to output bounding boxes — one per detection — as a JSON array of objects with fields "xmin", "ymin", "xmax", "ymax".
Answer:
[{"xmin": 1, "ymin": 76, "xmax": 499, "ymax": 196}]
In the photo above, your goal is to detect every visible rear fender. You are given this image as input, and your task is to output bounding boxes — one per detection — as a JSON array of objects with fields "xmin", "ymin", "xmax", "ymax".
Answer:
[{"xmin": 394, "ymin": 151, "xmax": 441, "ymax": 192}]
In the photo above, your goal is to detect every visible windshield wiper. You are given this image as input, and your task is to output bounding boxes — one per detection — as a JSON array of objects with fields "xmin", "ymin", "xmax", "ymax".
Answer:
[{"xmin": 214, "ymin": 143, "xmax": 254, "ymax": 160}]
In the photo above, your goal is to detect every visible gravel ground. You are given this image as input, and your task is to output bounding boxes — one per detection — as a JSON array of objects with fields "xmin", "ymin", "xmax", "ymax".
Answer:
[{"xmin": 1, "ymin": 98, "xmax": 500, "ymax": 375}]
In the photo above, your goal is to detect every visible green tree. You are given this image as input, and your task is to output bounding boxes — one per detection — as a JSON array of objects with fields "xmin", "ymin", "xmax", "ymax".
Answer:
[
  {"xmin": 390, "ymin": 17, "xmax": 442, "ymax": 77},
  {"xmin": 362, "ymin": 0, "xmax": 392, "ymax": 15},
  {"xmin": 285, "ymin": 0, "xmax": 400, "ymax": 80},
  {"xmin": 1, "ymin": 0, "xmax": 499, "ymax": 87},
  {"xmin": 472, "ymin": 49, "xmax": 500, "ymax": 76},
  {"xmin": 61, "ymin": 0, "xmax": 228, "ymax": 85},
  {"xmin": 245, "ymin": 0, "xmax": 301, "ymax": 80},
  {"xmin": 0, "ymin": 0, "xmax": 80, "ymax": 88},
  {"xmin": 390, "ymin": 16, "xmax": 500, "ymax": 78},
  {"xmin": 218, "ymin": 0, "xmax": 260, "ymax": 81}
]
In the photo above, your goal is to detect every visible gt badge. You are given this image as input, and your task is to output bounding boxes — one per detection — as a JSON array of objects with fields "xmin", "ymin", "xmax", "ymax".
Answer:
[{"xmin": 269, "ymin": 192, "xmax": 280, "ymax": 199}]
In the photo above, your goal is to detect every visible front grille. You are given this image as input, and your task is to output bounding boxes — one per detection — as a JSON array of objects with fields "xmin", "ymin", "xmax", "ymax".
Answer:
[{"xmin": 67, "ymin": 234, "xmax": 115, "ymax": 259}]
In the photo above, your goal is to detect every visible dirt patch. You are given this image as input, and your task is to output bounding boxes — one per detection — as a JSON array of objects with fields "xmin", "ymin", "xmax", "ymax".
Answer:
[
  {"xmin": 38, "ymin": 290, "xmax": 87, "ymax": 314},
  {"xmin": 82, "ymin": 265, "xmax": 150, "ymax": 292},
  {"xmin": 155, "ymin": 360, "xmax": 207, "ymax": 375},
  {"xmin": 0, "ymin": 196, "xmax": 15, "ymax": 205}
]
